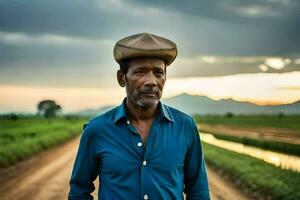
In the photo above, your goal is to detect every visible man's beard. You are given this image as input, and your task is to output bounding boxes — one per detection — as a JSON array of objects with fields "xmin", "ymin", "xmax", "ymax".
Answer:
[{"xmin": 133, "ymin": 87, "xmax": 161, "ymax": 108}]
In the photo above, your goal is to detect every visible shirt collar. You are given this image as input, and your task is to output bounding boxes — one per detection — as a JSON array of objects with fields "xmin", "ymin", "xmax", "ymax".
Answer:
[
  {"xmin": 157, "ymin": 101, "xmax": 174, "ymax": 123},
  {"xmin": 114, "ymin": 98, "xmax": 174, "ymax": 124},
  {"xmin": 114, "ymin": 98, "xmax": 128, "ymax": 124}
]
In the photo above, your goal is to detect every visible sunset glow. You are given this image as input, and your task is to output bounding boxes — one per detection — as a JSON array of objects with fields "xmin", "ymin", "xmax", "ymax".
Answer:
[{"xmin": 1, "ymin": 72, "xmax": 300, "ymax": 113}]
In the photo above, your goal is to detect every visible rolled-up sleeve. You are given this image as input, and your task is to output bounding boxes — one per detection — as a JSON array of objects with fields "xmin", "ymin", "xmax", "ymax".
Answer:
[
  {"xmin": 68, "ymin": 123, "xmax": 99, "ymax": 200},
  {"xmin": 184, "ymin": 120, "xmax": 210, "ymax": 200}
]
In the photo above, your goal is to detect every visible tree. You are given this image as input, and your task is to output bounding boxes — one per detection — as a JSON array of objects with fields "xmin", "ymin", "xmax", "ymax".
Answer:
[
  {"xmin": 37, "ymin": 100, "xmax": 62, "ymax": 118},
  {"xmin": 225, "ymin": 112, "xmax": 234, "ymax": 118},
  {"xmin": 10, "ymin": 113, "xmax": 19, "ymax": 121}
]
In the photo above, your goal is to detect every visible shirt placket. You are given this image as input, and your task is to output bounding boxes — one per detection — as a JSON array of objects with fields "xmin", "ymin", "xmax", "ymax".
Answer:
[
  {"xmin": 126, "ymin": 118, "xmax": 161, "ymax": 200},
  {"xmin": 126, "ymin": 119, "xmax": 145, "ymax": 151}
]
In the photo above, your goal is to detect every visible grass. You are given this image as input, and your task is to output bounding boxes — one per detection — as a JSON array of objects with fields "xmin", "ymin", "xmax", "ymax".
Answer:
[
  {"xmin": 193, "ymin": 114, "xmax": 300, "ymax": 131},
  {"xmin": 201, "ymin": 130, "xmax": 300, "ymax": 157},
  {"xmin": 203, "ymin": 142, "xmax": 300, "ymax": 200},
  {"xmin": 0, "ymin": 117, "xmax": 87, "ymax": 168}
]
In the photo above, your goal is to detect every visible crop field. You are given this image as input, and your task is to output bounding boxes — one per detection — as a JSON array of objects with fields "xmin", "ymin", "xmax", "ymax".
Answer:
[
  {"xmin": 195, "ymin": 114, "xmax": 300, "ymax": 199},
  {"xmin": 194, "ymin": 115, "xmax": 300, "ymax": 131},
  {"xmin": 203, "ymin": 142, "xmax": 300, "ymax": 200},
  {"xmin": 1, "ymin": 115, "xmax": 299, "ymax": 200},
  {"xmin": 0, "ymin": 117, "xmax": 87, "ymax": 168}
]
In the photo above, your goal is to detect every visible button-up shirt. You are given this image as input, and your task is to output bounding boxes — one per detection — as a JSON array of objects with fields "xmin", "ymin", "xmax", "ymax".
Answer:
[{"xmin": 69, "ymin": 100, "xmax": 210, "ymax": 200}]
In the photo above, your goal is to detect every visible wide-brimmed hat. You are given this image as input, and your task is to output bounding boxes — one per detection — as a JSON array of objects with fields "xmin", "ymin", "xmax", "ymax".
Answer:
[{"xmin": 113, "ymin": 32, "xmax": 177, "ymax": 66}]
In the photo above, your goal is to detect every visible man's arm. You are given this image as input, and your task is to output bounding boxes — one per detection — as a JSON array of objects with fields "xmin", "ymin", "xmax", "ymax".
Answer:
[
  {"xmin": 184, "ymin": 120, "xmax": 210, "ymax": 200},
  {"xmin": 68, "ymin": 123, "xmax": 99, "ymax": 200}
]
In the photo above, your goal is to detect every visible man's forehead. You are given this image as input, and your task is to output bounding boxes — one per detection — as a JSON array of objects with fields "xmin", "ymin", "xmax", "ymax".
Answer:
[{"xmin": 127, "ymin": 58, "xmax": 166, "ymax": 69}]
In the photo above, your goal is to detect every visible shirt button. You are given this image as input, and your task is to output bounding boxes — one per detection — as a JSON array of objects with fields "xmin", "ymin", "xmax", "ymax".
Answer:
[
  {"xmin": 126, "ymin": 120, "xmax": 130, "ymax": 124},
  {"xmin": 144, "ymin": 194, "xmax": 148, "ymax": 200},
  {"xmin": 142, "ymin": 160, "xmax": 147, "ymax": 166},
  {"xmin": 137, "ymin": 142, "xmax": 143, "ymax": 147}
]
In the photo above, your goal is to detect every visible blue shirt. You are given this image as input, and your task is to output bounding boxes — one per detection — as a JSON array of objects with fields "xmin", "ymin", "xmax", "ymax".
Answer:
[{"xmin": 69, "ymin": 100, "xmax": 210, "ymax": 200}]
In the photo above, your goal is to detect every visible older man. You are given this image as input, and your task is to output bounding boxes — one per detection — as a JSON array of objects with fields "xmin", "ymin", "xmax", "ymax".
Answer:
[{"xmin": 69, "ymin": 33, "xmax": 210, "ymax": 200}]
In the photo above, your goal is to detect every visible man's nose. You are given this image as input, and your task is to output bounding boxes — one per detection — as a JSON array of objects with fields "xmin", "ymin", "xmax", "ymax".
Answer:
[{"xmin": 144, "ymin": 71, "xmax": 157, "ymax": 86}]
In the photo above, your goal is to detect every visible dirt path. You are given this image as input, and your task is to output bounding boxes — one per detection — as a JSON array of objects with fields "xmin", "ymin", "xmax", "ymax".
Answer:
[
  {"xmin": 199, "ymin": 124, "xmax": 300, "ymax": 145},
  {"xmin": 207, "ymin": 167, "xmax": 249, "ymax": 200},
  {"xmin": 0, "ymin": 137, "xmax": 249, "ymax": 200}
]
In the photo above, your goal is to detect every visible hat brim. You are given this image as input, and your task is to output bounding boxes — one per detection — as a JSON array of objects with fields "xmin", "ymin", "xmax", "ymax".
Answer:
[{"xmin": 114, "ymin": 44, "xmax": 177, "ymax": 66}]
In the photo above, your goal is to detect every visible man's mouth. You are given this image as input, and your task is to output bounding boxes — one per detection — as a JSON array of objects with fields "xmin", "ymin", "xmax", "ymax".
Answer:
[
  {"xmin": 141, "ymin": 92, "xmax": 158, "ymax": 96},
  {"xmin": 142, "ymin": 93, "xmax": 157, "ymax": 97}
]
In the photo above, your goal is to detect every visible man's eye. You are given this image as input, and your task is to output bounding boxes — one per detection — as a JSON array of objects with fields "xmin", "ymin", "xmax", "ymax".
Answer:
[{"xmin": 156, "ymin": 71, "xmax": 164, "ymax": 76}]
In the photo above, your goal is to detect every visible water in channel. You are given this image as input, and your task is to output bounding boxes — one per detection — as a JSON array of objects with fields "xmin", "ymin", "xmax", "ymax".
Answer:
[{"xmin": 201, "ymin": 133, "xmax": 300, "ymax": 172}]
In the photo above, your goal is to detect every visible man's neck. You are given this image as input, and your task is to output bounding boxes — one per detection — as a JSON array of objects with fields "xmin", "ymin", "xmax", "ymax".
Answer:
[{"xmin": 126, "ymin": 100, "xmax": 158, "ymax": 122}]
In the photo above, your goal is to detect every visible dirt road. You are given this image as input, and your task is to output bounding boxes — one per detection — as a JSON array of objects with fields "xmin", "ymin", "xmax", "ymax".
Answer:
[{"xmin": 0, "ymin": 137, "xmax": 249, "ymax": 200}]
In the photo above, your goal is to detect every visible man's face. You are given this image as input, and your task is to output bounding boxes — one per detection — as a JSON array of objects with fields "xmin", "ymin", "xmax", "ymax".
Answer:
[{"xmin": 120, "ymin": 57, "xmax": 166, "ymax": 109}]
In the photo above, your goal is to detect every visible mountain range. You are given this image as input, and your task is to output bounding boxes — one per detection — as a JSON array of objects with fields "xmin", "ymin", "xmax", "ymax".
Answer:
[{"xmin": 75, "ymin": 93, "xmax": 300, "ymax": 116}]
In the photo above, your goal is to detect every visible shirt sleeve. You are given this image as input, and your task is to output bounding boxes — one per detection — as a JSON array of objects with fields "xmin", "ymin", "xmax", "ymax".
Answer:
[
  {"xmin": 68, "ymin": 123, "xmax": 99, "ymax": 200},
  {"xmin": 183, "ymin": 119, "xmax": 210, "ymax": 200}
]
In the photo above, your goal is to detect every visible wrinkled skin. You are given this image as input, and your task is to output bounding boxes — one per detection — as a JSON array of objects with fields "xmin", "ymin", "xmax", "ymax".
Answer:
[{"xmin": 117, "ymin": 57, "xmax": 166, "ymax": 109}]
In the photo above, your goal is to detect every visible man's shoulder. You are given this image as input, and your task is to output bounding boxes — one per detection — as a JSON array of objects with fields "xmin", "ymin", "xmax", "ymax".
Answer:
[
  {"xmin": 162, "ymin": 104, "xmax": 198, "ymax": 140},
  {"xmin": 84, "ymin": 106, "xmax": 119, "ymax": 128},
  {"xmin": 162, "ymin": 103, "xmax": 195, "ymax": 124}
]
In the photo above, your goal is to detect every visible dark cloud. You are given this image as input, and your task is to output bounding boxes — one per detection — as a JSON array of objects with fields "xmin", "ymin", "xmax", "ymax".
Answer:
[
  {"xmin": 128, "ymin": 0, "xmax": 300, "ymax": 23},
  {"xmin": 0, "ymin": 33, "xmax": 118, "ymax": 87},
  {"xmin": 0, "ymin": 0, "xmax": 300, "ymax": 87},
  {"xmin": 168, "ymin": 55, "xmax": 300, "ymax": 78},
  {"xmin": 128, "ymin": 0, "xmax": 300, "ymax": 55},
  {"xmin": 1, "ymin": 0, "xmax": 299, "ymax": 56},
  {"xmin": 0, "ymin": 0, "xmax": 153, "ymax": 38},
  {"xmin": 0, "ymin": 36, "xmax": 113, "ymax": 71}
]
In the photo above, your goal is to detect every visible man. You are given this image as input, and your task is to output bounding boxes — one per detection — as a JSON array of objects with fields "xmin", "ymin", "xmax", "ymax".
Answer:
[{"xmin": 69, "ymin": 33, "xmax": 210, "ymax": 200}]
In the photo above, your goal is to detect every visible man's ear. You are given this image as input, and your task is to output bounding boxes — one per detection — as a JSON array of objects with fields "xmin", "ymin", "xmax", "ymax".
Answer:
[{"xmin": 117, "ymin": 70, "xmax": 126, "ymax": 87}]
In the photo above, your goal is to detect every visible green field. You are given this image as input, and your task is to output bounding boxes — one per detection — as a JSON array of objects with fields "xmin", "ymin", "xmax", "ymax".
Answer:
[
  {"xmin": 0, "ymin": 117, "xmax": 87, "ymax": 168},
  {"xmin": 203, "ymin": 142, "xmax": 300, "ymax": 200},
  {"xmin": 193, "ymin": 115, "xmax": 300, "ymax": 131},
  {"xmin": 193, "ymin": 113, "xmax": 300, "ymax": 199},
  {"xmin": 1, "ymin": 115, "xmax": 300, "ymax": 200}
]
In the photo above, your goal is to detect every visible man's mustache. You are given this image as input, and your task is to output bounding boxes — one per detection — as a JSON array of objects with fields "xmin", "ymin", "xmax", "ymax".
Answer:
[{"xmin": 140, "ymin": 87, "xmax": 159, "ymax": 94}]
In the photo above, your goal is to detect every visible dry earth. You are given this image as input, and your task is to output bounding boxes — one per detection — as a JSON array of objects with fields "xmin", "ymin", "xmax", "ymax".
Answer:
[{"xmin": 0, "ymin": 136, "xmax": 249, "ymax": 200}]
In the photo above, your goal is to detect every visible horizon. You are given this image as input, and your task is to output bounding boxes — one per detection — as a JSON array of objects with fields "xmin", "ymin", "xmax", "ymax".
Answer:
[{"xmin": 1, "ymin": 91, "xmax": 299, "ymax": 115}]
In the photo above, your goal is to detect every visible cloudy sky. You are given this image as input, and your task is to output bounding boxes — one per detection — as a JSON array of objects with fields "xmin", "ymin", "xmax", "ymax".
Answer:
[{"xmin": 1, "ymin": 0, "xmax": 300, "ymax": 112}]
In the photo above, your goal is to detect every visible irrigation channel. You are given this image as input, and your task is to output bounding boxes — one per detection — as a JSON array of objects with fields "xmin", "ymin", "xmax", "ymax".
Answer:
[{"xmin": 201, "ymin": 133, "xmax": 300, "ymax": 172}]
